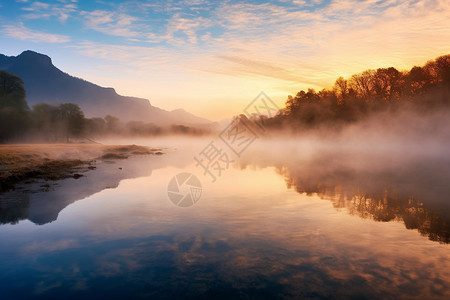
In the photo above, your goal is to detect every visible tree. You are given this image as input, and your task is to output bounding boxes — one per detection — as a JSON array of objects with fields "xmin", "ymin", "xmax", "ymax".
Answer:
[
  {"xmin": 350, "ymin": 70, "xmax": 376, "ymax": 101},
  {"xmin": 86, "ymin": 117, "xmax": 106, "ymax": 136},
  {"xmin": 0, "ymin": 70, "xmax": 28, "ymax": 112},
  {"xmin": 333, "ymin": 77, "xmax": 348, "ymax": 103},
  {"xmin": 434, "ymin": 55, "xmax": 450, "ymax": 85},
  {"xmin": 0, "ymin": 71, "xmax": 30, "ymax": 141},
  {"xmin": 57, "ymin": 103, "xmax": 85, "ymax": 142},
  {"xmin": 372, "ymin": 67, "xmax": 402, "ymax": 102},
  {"xmin": 105, "ymin": 115, "xmax": 121, "ymax": 134},
  {"xmin": 404, "ymin": 66, "xmax": 430, "ymax": 97},
  {"xmin": 31, "ymin": 103, "xmax": 60, "ymax": 141},
  {"xmin": 32, "ymin": 103, "xmax": 59, "ymax": 128},
  {"xmin": 265, "ymin": 54, "xmax": 450, "ymax": 132}
]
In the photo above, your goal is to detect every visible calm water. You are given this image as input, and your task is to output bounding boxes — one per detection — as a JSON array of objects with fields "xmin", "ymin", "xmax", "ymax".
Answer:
[{"xmin": 1, "ymin": 138, "xmax": 449, "ymax": 299}]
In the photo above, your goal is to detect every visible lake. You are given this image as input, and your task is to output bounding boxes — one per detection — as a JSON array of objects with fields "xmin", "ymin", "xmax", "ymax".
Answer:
[{"xmin": 0, "ymin": 137, "xmax": 449, "ymax": 299}]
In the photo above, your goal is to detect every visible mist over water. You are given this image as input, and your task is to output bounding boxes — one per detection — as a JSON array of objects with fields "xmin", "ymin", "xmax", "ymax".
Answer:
[
  {"xmin": 89, "ymin": 103, "xmax": 450, "ymax": 243},
  {"xmin": 1, "ymin": 109, "xmax": 450, "ymax": 299},
  {"xmin": 236, "ymin": 106, "xmax": 450, "ymax": 243},
  {"xmin": 101, "ymin": 102, "xmax": 450, "ymax": 220}
]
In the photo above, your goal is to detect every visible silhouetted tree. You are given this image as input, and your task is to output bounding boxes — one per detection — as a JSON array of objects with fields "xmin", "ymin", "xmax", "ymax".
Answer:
[
  {"xmin": 0, "ymin": 70, "xmax": 28, "ymax": 111},
  {"xmin": 30, "ymin": 103, "xmax": 60, "ymax": 141},
  {"xmin": 0, "ymin": 70, "xmax": 29, "ymax": 141},
  {"xmin": 86, "ymin": 117, "xmax": 106, "ymax": 136},
  {"xmin": 57, "ymin": 103, "xmax": 85, "ymax": 142},
  {"xmin": 105, "ymin": 114, "xmax": 121, "ymax": 134}
]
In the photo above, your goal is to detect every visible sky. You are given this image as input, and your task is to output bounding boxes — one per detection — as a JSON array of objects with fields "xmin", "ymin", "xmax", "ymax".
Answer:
[{"xmin": 0, "ymin": 0, "xmax": 449, "ymax": 120}]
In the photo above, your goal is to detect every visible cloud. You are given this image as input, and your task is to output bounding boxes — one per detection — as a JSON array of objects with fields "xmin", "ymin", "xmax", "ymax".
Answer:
[
  {"xmin": 80, "ymin": 10, "xmax": 143, "ymax": 38},
  {"xmin": 214, "ymin": 55, "xmax": 320, "ymax": 85},
  {"xmin": 33, "ymin": 2, "xmax": 50, "ymax": 9},
  {"xmin": 1, "ymin": 23, "xmax": 71, "ymax": 43},
  {"xmin": 20, "ymin": 1, "xmax": 78, "ymax": 22},
  {"xmin": 187, "ymin": 0, "xmax": 450, "ymax": 89},
  {"xmin": 70, "ymin": 41, "xmax": 178, "ymax": 68},
  {"xmin": 164, "ymin": 13, "xmax": 214, "ymax": 44},
  {"xmin": 215, "ymin": 2, "xmax": 291, "ymax": 29},
  {"xmin": 64, "ymin": 0, "xmax": 450, "ymax": 93}
]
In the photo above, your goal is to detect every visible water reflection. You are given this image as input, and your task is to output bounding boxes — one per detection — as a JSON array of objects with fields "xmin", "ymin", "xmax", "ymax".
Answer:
[
  {"xmin": 277, "ymin": 166, "xmax": 450, "ymax": 244},
  {"xmin": 2, "ymin": 138, "xmax": 450, "ymax": 244},
  {"xmin": 239, "ymin": 139, "xmax": 450, "ymax": 244},
  {"xmin": 0, "ymin": 153, "xmax": 176, "ymax": 225},
  {"xmin": 1, "ymin": 163, "xmax": 449, "ymax": 299},
  {"xmin": 0, "ymin": 139, "xmax": 449, "ymax": 299}
]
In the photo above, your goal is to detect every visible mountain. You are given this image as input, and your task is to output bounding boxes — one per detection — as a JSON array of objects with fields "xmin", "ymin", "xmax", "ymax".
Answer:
[{"xmin": 0, "ymin": 50, "xmax": 211, "ymax": 125}]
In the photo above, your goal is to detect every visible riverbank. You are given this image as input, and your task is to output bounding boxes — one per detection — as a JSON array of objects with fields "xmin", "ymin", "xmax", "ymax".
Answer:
[{"xmin": 0, "ymin": 144, "xmax": 163, "ymax": 192}]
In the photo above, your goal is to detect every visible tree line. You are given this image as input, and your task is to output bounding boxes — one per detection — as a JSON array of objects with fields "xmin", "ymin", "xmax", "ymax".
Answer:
[
  {"xmin": 263, "ymin": 54, "xmax": 450, "ymax": 131},
  {"xmin": 0, "ymin": 70, "xmax": 208, "ymax": 143}
]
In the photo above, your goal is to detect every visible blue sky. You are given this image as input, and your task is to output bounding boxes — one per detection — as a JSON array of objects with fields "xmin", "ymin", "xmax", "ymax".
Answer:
[{"xmin": 1, "ymin": 0, "xmax": 449, "ymax": 119}]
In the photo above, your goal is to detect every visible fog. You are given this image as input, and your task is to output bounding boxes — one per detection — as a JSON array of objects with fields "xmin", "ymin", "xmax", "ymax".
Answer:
[
  {"xmin": 81, "ymin": 103, "xmax": 450, "ymax": 244},
  {"xmin": 245, "ymin": 104, "xmax": 448, "ymax": 184},
  {"xmin": 217, "ymin": 106, "xmax": 448, "ymax": 242},
  {"xmin": 99, "ymin": 103, "xmax": 450, "ymax": 211}
]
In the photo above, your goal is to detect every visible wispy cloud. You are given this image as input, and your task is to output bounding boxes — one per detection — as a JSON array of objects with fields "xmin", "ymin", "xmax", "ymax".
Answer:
[
  {"xmin": 70, "ymin": 41, "xmax": 177, "ymax": 68},
  {"xmin": 62, "ymin": 0, "xmax": 450, "ymax": 90},
  {"xmin": 4, "ymin": 0, "xmax": 449, "ymax": 118},
  {"xmin": 80, "ymin": 10, "xmax": 143, "ymax": 38},
  {"xmin": 164, "ymin": 13, "xmax": 213, "ymax": 44},
  {"xmin": 188, "ymin": 0, "xmax": 450, "ymax": 86},
  {"xmin": 214, "ymin": 55, "xmax": 320, "ymax": 85},
  {"xmin": 1, "ymin": 23, "xmax": 71, "ymax": 43},
  {"xmin": 20, "ymin": 1, "xmax": 77, "ymax": 22}
]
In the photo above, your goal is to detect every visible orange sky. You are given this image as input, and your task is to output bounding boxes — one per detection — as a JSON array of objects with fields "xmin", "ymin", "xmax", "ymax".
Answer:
[{"xmin": 1, "ymin": 0, "xmax": 450, "ymax": 120}]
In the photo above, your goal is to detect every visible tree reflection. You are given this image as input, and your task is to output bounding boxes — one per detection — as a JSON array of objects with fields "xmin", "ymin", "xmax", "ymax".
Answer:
[{"xmin": 277, "ymin": 166, "xmax": 450, "ymax": 244}]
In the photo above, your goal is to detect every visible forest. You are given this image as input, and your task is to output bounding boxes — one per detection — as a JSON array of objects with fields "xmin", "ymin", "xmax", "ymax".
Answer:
[{"xmin": 263, "ymin": 54, "xmax": 450, "ymax": 131}]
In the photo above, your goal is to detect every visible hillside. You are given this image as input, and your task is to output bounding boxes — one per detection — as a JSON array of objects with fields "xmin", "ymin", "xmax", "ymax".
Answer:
[{"xmin": 0, "ymin": 50, "xmax": 211, "ymax": 125}]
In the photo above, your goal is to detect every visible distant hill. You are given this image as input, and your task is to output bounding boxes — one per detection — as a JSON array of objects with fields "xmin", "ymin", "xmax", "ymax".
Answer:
[{"xmin": 0, "ymin": 50, "xmax": 211, "ymax": 125}]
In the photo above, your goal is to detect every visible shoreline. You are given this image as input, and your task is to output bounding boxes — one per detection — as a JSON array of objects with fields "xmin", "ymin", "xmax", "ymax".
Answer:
[{"xmin": 0, "ymin": 144, "xmax": 163, "ymax": 193}]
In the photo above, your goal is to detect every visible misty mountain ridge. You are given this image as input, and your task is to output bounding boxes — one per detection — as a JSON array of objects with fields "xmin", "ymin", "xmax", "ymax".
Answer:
[{"xmin": 0, "ymin": 50, "xmax": 211, "ymax": 125}]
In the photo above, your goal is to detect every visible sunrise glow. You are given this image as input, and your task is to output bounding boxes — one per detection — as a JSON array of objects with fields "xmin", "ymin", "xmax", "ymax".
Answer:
[{"xmin": 0, "ymin": 0, "xmax": 448, "ymax": 120}]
